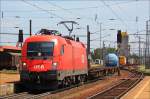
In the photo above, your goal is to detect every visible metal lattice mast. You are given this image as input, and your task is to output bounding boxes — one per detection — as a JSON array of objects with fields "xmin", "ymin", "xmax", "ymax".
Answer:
[{"xmin": 145, "ymin": 20, "xmax": 150, "ymax": 68}]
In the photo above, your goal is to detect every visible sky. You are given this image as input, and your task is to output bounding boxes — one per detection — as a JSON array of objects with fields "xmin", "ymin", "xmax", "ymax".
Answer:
[{"xmin": 0, "ymin": 0, "xmax": 150, "ymax": 54}]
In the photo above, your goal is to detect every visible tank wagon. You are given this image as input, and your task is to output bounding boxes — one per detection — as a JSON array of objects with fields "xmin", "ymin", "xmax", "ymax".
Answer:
[
  {"xmin": 20, "ymin": 29, "xmax": 120, "ymax": 89},
  {"xmin": 105, "ymin": 53, "xmax": 119, "ymax": 67},
  {"xmin": 88, "ymin": 53, "xmax": 120, "ymax": 79}
]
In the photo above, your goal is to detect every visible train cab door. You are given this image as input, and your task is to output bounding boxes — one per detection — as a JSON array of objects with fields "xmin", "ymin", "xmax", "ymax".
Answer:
[
  {"xmin": 72, "ymin": 46, "xmax": 75, "ymax": 74},
  {"xmin": 60, "ymin": 44, "xmax": 73, "ymax": 75}
]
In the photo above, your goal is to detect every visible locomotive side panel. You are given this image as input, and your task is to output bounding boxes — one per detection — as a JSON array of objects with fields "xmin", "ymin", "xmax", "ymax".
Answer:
[
  {"xmin": 73, "ymin": 44, "xmax": 87, "ymax": 74},
  {"xmin": 58, "ymin": 42, "xmax": 74, "ymax": 80},
  {"xmin": 57, "ymin": 39, "xmax": 88, "ymax": 80}
]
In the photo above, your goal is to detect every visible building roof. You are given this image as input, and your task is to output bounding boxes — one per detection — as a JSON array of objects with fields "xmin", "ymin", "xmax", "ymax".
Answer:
[{"xmin": 0, "ymin": 46, "xmax": 21, "ymax": 52}]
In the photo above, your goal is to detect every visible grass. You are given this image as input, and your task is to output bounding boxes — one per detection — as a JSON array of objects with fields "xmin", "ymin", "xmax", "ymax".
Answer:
[
  {"xmin": 138, "ymin": 65, "xmax": 150, "ymax": 76},
  {"xmin": 0, "ymin": 69, "xmax": 19, "ymax": 74}
]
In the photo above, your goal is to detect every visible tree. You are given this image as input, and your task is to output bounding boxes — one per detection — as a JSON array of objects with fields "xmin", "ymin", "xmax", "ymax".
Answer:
[{"xmin": 91, "ymin": 47, "xmax": 116, "ymax": 60}]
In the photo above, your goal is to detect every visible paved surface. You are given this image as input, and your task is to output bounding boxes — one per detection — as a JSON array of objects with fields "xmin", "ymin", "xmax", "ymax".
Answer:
[
  {"xmin": 121, "ymin": 76, "xmax": 150, "ymax": 99},
  {"xmin": 0, "ymin": 73, "xmax": 20, "ymax": 96},
  {"xmin": 0, "ymin": 73, "xmax": 20, "ymax": 85}
]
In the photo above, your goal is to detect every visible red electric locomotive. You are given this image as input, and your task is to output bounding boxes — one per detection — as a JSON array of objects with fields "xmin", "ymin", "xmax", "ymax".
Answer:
[{"xmin": 20, "ymin": 29, "xmax": 88, "ymax": 89}]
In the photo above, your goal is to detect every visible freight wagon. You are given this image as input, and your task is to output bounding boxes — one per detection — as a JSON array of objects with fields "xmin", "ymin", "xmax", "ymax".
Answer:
[{"xmin": 0, "ymin": 52, "xmax": 21, "ymax": 70}]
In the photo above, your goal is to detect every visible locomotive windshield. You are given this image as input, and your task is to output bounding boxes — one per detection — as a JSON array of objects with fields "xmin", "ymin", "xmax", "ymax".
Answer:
[{"xmin": 27, "ymin": 42, "xmax": 54, "ymax": 59}]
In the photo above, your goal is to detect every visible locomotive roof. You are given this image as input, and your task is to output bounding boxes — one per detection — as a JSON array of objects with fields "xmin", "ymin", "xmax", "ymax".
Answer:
[{"xmin": 25, "ymin": 35, "xmax": 86, "ymax": 48}]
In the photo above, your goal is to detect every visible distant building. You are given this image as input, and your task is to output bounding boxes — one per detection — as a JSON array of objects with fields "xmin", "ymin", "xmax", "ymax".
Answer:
[
  {"xmin": 0, "ymin": 46, "xmax": 21, "ymax": 70},
  {"xmin": 0, "ymin": 46, "xmax": 21, "ymax": 53}
]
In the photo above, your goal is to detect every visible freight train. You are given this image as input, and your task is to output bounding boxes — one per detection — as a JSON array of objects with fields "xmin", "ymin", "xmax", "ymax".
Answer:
[{"xmin": 20, "ymin": 29, "xmax": 120, "ymax": 89}]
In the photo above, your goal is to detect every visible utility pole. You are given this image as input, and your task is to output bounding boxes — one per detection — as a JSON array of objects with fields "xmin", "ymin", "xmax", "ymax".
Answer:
[
  {"xmin": 149, "ymin": 0, "xmax": 150, "ymax": 20},
  {"xmin": 0, "ymin": 0, "xmax": 3, "ymax": 42},
  {"xmin": 87, "ymin": 25, "xmax": 90, "ymax": 69},
  {"xmin": 29, "ymin": 20, "xmax": 32, "ymax": 36},
  {"xmin": 100, "ymin": 23, "xmax": 102, "ymax": 60},
  {"xmin": 146, "ymin": 0, "xmax": 150, "ymax": 68},
  {"xmin": 139, "ymin": 36, "xmax": 141, "ymax": 64},
  {"xmin": 102, "ymin": 41, "xmax": 105, "ymax": 60},
  {"xmin": 136, "ymin": 16, "xmax": 142, "ymax": 65},
  {"xmin": 145, "ymin": 20, "xmax": 150, "ymax": 68}
]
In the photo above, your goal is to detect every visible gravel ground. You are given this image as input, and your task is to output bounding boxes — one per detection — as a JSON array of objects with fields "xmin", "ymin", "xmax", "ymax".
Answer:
[
  {"xmin": 0, "ymin": 70, "xmax": 130, "ymax": 99},
  {"xmin": 43, "ymin": 70, "xmax": 130, "ymax": 99}
]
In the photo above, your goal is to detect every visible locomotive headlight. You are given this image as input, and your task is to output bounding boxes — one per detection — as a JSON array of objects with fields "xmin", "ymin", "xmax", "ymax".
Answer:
[
  {"xmin": 23, "ymin": 62, "xmax": 27, "ymax": 66},
  {"xmin": 52, "ymin": 62, "xmax": 58, "ymax": 67},
  {"xmin": 22, "ymin": 62, "xmax": 27, "ymax": 70},
  {"xmin": 52, "ymin": 62, "xmax": 58, "ymax": 70}
]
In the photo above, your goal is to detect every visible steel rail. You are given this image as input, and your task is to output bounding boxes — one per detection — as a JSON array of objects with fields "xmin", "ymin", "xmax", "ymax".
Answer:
[{"xmin": 87, "ymin": 72, "xmax": 144, "ymax": 99}]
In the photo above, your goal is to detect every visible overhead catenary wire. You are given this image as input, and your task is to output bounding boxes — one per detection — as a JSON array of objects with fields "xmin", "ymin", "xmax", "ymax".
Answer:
[
  {"xmin": 47, "ymin": 1, "xmax": 81, "ymax": 16},
  {"xmin": 46, "ymin": 1, "xmax": 97, "ymax": 24},
  {"xmin": 101, "ymin": 1, "xmax": 128, "ymax": 30},
  {"xmin": 110, "ymin": 1, "xmax": 137, "ymax": 6},
  {"xmin": 2, "ymin": 1, "xmax": 138, "ymax": 27},
  {"xmin": 0, "ymin": 33, "xmax": 30, "ymax": 35},
  {"xmin": 0, "ymin": 42, "xmax": 19, "ymax": 43},
  {"xmin": 2, "ymin": 6, "xmax": 98, "ymax": 12},
  {"xmin": 21, "ymin": 0, "xmax": 66, "ymax": 20},
  {"xmin": 2, "ymin": 1, "xmax": 136, "ymax": 13},
  {"xmin": 1, "ymin": 1, "xmax": 148, "ymax": 46},
  {"xmin": 47, "ymin": 1, "xmax": 88, "ymax": 24}
]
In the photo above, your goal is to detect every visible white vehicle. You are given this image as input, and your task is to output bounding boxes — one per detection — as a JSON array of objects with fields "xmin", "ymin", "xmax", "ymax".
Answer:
[{"xmin": 95, "ymin": 59, "xmax": 103, "ymax": 65}]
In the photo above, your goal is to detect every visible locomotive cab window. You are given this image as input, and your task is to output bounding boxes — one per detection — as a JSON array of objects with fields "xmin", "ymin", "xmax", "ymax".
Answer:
[
  {"xmin": 60, "ymin": 45, "xmax": 64, "ymax": 55},
  {"xmin": 27, "ymin": 42, "xmax": 54, "ymax": 59}
]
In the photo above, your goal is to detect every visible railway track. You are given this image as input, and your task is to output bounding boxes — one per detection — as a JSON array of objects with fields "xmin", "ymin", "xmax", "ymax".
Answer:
[
  {"xmin": 88, "ymin": 71, "xmax": 144, "ymax": 99},
  {"xmin": 0, "ymin": 75, "xmax": 105, "ymax": 99},
  {"xmin": 0, "ymin": 92, "xmax": 35, "ymax": 99},
  {"xmin": 0, "ymin": 70, "xmax": 142, "ymax": 99},
  {"xmin": 1, "ymin": 80, "xmax": 98, "ymax": 99}
]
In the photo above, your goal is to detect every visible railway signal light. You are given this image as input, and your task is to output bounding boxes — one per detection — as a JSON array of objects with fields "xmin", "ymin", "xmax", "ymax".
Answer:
[
  {"xmin": 117, "ymin": 30, "xmax": 122, "ymax": 43},
  {"xmin": 18, "ymin": 29, "xmax": 23, "ymax": 42}
]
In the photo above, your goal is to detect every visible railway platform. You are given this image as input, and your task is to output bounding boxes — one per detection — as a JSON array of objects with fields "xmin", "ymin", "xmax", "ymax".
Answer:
[
  {"xmin": 121, "ymin": 76, "xmax": 150, "ymax": 99},
  {"xmin": 0, "ymin": 73, "xmax": 20, "ymax": 96}
]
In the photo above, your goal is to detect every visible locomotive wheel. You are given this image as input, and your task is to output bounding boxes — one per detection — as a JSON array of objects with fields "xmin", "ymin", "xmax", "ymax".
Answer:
[
  {"xmin": 75, "ymin": 76, "xmax": 80, "ymax": 84},
  {"xmin": 61, "ymin": 78, "xmax": 69, "ymax": 88},
  {"xmin": 72, "ymin": 76, "xmax": 76, "ymax": 84},
  {"xmin": 80, "ymin": 76, "xmax": 84, "ymax": 85},
  {"xmin": 51, "ymin": 81, "xmax": 59, "ymax": 90}
]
